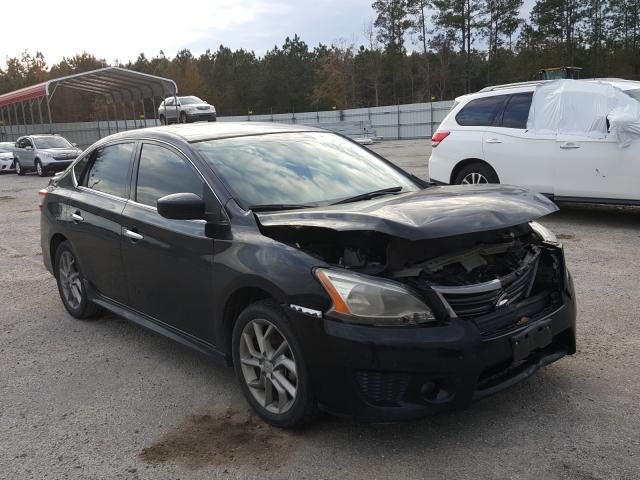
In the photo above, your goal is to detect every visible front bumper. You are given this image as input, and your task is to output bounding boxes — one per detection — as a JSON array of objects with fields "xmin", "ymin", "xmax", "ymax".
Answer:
[
  {"xmin": 0, "ymin": 159, "xmax": 15, "ymax": 172},
  {"xmin": 186, "ymin": 112, "xmax": 217, "ymax": 122},
  {"xmin": 290, "ymin": 275, "xmax": 576, "ymax": 421},
  {"xmin": 41, "ymin": 159, "xmax": 74, "ymax": 172}
]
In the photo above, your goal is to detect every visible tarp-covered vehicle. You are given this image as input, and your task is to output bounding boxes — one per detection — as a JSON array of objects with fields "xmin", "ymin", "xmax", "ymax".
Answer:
[{"xmin": 429, "ymin": 79, "xmax": 640, "ymax": 205}]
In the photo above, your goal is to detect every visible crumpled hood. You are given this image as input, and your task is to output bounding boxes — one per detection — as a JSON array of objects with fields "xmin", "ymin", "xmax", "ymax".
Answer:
[{"xmin": 256, "ymin": 185, "xmax": 558, "ymax": 241}]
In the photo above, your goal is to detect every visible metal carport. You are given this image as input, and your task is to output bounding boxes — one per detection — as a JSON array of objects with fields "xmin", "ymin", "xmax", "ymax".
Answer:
[{"xmin": 0, "ymin": 67, "xmax": 178, "ymax": 141}]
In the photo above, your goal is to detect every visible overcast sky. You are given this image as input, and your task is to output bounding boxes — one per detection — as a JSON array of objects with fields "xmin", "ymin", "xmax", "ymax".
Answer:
[{"xmin": 1, "ymin": 0, "xmax": 537, "ymax": 68}]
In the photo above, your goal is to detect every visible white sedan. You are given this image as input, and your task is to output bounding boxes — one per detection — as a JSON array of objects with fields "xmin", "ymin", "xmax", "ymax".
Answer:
[{"xmin": 0, "ymin": 142, "xmax": 16, "ymax": 174}]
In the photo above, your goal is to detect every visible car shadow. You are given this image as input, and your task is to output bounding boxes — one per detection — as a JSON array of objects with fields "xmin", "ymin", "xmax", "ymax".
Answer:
[{"xmin": 548, "ymin": 202, "xmax": 640, "ymax": 230}]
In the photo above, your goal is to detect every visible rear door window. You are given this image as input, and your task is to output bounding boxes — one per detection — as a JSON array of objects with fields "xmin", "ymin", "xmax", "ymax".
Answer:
[
  {"xmin": 456, "ymin": 95, "xmax": 508, "ymax": 126},
  {"xmin": 499, "ymin": 92, "xmax": 534, "ymax": 129},
  {"xmin": 83, "ymin": 143, "xmax": 135, "ymax": 198},
  {"xmin": 135, "ymin": 143, "xmax": 203, "ymax": 208}
]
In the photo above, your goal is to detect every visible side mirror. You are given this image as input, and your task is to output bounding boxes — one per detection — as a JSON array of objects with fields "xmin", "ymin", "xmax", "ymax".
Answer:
[
  {"xmin": 157, "ymin": 193, "xmax": 206, "ymax": 220},
  {"xmin": 72, "ymin": 143, "xmax": 78, "ymax": 148}
]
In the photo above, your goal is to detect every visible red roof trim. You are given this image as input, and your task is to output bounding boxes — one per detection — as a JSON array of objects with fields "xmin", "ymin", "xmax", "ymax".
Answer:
[{"xmin": 0, "ymin": 83, "xmax": 47, "ymax": 108}]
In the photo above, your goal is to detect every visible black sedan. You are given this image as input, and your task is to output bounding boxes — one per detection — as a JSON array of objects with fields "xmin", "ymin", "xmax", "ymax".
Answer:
[{"xmin": 40, "ymin": 123, "xmax": 576, "ymax": 427}]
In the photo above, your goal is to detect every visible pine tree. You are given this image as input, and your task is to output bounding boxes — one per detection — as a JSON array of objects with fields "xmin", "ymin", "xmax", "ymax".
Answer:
[{"xmin": 432, "ymin": 0, "xmax": 485, "ymax": 92}]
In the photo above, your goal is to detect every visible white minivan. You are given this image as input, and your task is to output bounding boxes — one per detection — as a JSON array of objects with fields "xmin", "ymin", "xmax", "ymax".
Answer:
[{"xmin": 428, "ymin": 79, "xmax": 640, "ymax": 205}]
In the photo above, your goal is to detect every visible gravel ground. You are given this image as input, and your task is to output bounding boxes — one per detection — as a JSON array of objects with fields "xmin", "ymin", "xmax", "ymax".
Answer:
[{"xmin": 0, "ymin": 140, "xmax": 639, "ymax": 480}]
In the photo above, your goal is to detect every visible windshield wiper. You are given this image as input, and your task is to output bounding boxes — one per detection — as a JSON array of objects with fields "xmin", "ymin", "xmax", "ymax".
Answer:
[
  {"xmin": 330, "ymin": 186, "xmax": 404, "ymax": 205},
  {"xmin": 249, "ymin": 204, "xmax": 311, "ymax": 212}
]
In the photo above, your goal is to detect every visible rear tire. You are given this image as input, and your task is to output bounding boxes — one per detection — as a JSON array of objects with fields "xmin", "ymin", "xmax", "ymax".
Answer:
[
  {"xmin": 179, "ymin": 112, "xmax": 187, "ymax": 124},
  {"xmin": 454, "ymin": 162, "xmax": 499, "ymax": 185},
  {"xmin": 15, "ymin": 160, "xmax": 24, "ymax": 176},
  {"xmin": 54, "ymin": 241, "xmax": 101, "ymax": 320},
  {"xmin": 159, "ymin": 115, "xmax": 166, "ymax": 125},
  {"xmin": 232, "ymin": 300, "xmax": 317, "ymax": 428}
]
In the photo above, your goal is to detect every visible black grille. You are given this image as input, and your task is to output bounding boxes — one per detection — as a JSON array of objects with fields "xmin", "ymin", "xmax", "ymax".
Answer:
[
  {"xmin": 437, "ymin": 257, "xmax": 538, "ymax": 320},
  {"xmin": 355, "ymin": 371, "xmax": 410, "ymax": 407}
]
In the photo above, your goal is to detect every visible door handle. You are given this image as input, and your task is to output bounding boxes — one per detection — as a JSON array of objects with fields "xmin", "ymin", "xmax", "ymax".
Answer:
[
  {"xmin": 124, "ymin": 228, "xmax": 143, "ymax": 242},
  {"xmin": 71, "ymin": 212, "xmax": 83, "ymax": 223},
  {"xmin": 560, "ymin": 142, "xmax": 580, "ymax": 149},
  {"xmin": 485, "ymin": 138, "xmax": 502, "ymax": 144}
]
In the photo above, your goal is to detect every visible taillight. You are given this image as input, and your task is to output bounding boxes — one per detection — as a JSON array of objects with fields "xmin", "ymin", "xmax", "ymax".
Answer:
[
  {"xmin": 431, "ymin": 131, "xmax": 450, "ymax": 147},
  {"xmin": 38, "ymin": 189, "xmax": 48, "ymax": 211}
]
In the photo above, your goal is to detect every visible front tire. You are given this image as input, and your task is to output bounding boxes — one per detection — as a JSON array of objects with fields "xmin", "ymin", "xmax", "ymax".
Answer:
[
  {"xmin": 454, "ymin": 162, "xmax": 499, "ymax": 185},
  {"xmin": 232, "ymin": 300, "xmax": 317, "ymax": 428},
  {"xmin": 159, "ymin": 115, "xmax": 166, "ymax": 125},
  {"xmin": 179, "ymin": 112, "xmax": 187, "ymax": 124},
  {"xmin": 15, "ymin": 160, "xmax": 24, "ymax": 176},
  {"xmin": 36, "ymin": 160, "xmax": 46, "ymax": 177},
  {"xmin": 54, "ymin": 241, "xmax": 100, "ymax": 319}
]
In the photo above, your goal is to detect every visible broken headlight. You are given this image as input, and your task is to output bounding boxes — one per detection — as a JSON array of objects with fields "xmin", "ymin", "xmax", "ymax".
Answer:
[
  {"xmin": 529, "ymin": 221, "xmax": 558, "ymax": 244},
  {"xmin": 315, "ymin": 268, "xmax": 436, "ymax": 326}
]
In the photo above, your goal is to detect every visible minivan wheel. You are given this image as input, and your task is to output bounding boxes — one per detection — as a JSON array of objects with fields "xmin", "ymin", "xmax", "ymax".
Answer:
[
  {"xmin": 454, "ymin": 162, "xmax": 499, "ymax": 185},
  {"xmin": 179, "ymin": 112, "xmax": 187, "ymax": 123},
  {"xmin": 232, "ymin": 300, "xmax": 317, "ymax": 428},
  {"xmin": 54, "ymin": 241, "xmax": 100, "ymax": 319},
  {"xmin": 159, "ymin": 115, "xmax": 166, "ymax": 125},
  {"xmin": 36, "ymin": 160, "xmax": 45, "ymax": 177},
  {"xmin": 15, "ymin": 161, "xmax": 24, "ymax": 176}
]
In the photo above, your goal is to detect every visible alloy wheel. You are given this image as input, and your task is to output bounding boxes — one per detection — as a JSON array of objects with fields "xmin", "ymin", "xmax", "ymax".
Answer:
[
  {"xmin": 58, "ymin": 250, "xmax": 83, "ymax": 310},
  {"xmin": 239, "ymin": 318, "xmax": 298, "ymax": 414},
  {"xmin": 461, "ymin": 172, "xmax": 489, "ymax": 185},
  {"xmin": 15, "ymin": 161, "xmax": 21, "ymax": 175},
  {"xmin": 36, "ymin": 161, "xmax": 43, "ymax": 177}
]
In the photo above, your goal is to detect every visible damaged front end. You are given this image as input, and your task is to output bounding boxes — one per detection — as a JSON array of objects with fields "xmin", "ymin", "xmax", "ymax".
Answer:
[{"xmin": 260, "ymin": 219, "xmax": 567, "ymax": 337}]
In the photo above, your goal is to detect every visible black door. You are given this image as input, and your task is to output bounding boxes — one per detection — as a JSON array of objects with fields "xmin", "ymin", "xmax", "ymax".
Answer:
[
  {"xmin": 66, "ymin": 142, "xmax": 136, "ymax": 304},
  {"xmin": 121, "ymin": 142, "xmax": 215, "ymax": 341}
]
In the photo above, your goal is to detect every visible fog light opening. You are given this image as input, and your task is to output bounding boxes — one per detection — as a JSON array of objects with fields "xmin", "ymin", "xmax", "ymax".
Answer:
[
  {"xmin": 420, "ymin": 381, "xmax": 437, "ymax": 399},
  {"xmin": 420, "ymin": 380, "xmax": 452, "ymax": 403}
]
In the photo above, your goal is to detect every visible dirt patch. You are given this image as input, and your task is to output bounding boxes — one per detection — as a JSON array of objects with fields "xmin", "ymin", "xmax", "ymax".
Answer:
[
  {"xmin": 0, "ymin": 195, "xmax": 15, "ymax": 202},
  {"xmin": 138, "ymin": 408, "xmax": 294, "ymax": 470},
  {"xmin": 557, "ymin": 234, "xmax": 576, "ymax": 240}
]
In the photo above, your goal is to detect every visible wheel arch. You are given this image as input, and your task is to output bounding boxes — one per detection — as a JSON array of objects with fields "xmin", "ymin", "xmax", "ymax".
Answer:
[
  {"xmin": 219, "ymin": 284, "xmax": 280, "ymax": 360},
  {"xmin": 50, "ymin": 233, "xmax": 68, "ymax": 271},
  {"xmin": 450, "ymin": 158, "xmax": 499, "ymax": 184}
]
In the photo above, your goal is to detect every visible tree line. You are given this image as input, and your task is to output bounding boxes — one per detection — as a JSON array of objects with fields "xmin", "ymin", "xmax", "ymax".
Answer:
[{"xmin": 1, "ymin": 0, "xmax": 639, "ymax": 121}]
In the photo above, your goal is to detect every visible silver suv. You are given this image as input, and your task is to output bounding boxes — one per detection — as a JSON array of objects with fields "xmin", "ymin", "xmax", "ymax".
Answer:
[
  {"xmin": 14, "ymin": 135, "xmax": 82, "ymax": 177},
  {"xmin": 158, "ymin": 96, "xmax": 217, "ymax": 124}
]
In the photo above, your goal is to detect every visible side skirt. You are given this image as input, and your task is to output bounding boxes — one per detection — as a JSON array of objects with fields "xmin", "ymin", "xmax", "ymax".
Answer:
[
  {"xmin": 553, "ymin": 195, "xmax": 640, "ymax": 207},
  {"xmin": 84, "ymin": 281, "xmax": 229, "ymax": 365}
]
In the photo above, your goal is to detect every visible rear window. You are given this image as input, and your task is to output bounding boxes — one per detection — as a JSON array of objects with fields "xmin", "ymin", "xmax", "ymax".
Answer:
[
  {"xmin": 83, "ymin": 143, "xmax": 135, "ymax": 198},
  {"xmin": 499, "ymin": 92, "xmax": 533, "ymax": 129},
  {"xmin": 455, "ymin": 95, "xmax": 507, "ymax": 126}
]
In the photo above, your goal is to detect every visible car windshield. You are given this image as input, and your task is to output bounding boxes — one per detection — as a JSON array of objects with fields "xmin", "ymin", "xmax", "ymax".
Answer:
[
  {"xmin": 194, "ymin": 132, "xmax": 419, "ymax": 208},
  {"xmin": 180, "ymin": 96, "xmax": 204, "ymax": 105},
  {"xmin": 33, "ymin": 136, "xmax": 72, "ymax": 149},
  {"xmin": 623, "ymin": 88, "xmax": 640, "ymax": 102}
]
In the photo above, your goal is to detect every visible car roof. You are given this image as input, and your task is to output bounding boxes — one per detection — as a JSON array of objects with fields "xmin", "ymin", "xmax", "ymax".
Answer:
[
  {"xmin": 102, "ymin": 122, "xmax": 324, "ymax": 144},
  {"xmin": 461, "ymin": 78, "xmax": 640, "ymax": 102}
]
